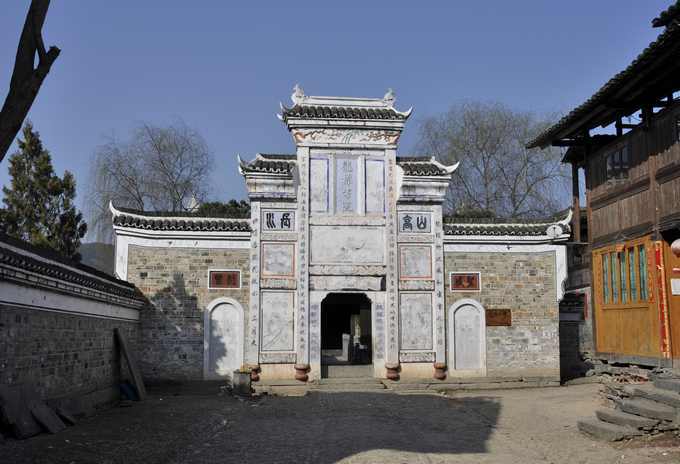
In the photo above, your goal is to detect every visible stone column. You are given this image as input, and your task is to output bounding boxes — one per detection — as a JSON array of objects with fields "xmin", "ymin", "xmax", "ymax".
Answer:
[
  {"xmin": 385, "ymin": 150, "xmax": 400, "ymax": 380},
  {"xmin": 246, "ymin": 201, "xmax": 261, "ymax": 366},
  {"xmin": 432, "ymin": 204, "xmax": 447, "ymax": 378},
  {"xmin": 295, "ymin": 147, "xmax": 311, "ymax": 381}
]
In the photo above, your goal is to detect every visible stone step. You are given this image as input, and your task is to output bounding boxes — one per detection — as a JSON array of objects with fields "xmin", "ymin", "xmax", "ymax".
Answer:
[
  {"xmin": 595, "ymin": 408, "xmax": 658, "ymax": 430},
  {"xmin": 632, "ymin": 384, "xmax": 680, "ymax": 409},
  {"xmin": 324, "ymin": 365, "xmax": 374, "ymax": 378},
  {"xmin": 653, "ymin": 378, "xmax": 680, "ymax": 394},
  {"xmin": 619, "ymin": 398, "xmax": 677, "ymax": 422},
  {"xmin": 319, "ymin": 377, "xmax": 383, "ymax": 385},
  {"xmin": 312, "ymin": 383, "xmax": 386, "ymax": 392},
  {"xmin": 577, "ymin": 418, "xmax": 643, "ymax": 441}
]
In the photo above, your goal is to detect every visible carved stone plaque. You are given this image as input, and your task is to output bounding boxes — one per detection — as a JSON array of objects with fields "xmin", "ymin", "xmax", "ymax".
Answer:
[
  {"xmin": 262, "ymin": 210, "xmax": 295, "ymax": 231},
  {"xmin": 486, "ymin": 308, "xmax": 512, "ymax": 327},
  {"xmin": 335, "ymin": 157, "xmax": 357, "ymax": 213},
  {"xmin": 398, "ymin": 212, "xmax": 431, "ymax": 233}
]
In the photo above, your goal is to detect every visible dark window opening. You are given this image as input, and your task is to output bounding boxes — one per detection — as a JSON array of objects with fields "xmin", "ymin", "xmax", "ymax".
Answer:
[{"xmin": 605, "ymin": 145, "xmax": 629, "ymax": 181}]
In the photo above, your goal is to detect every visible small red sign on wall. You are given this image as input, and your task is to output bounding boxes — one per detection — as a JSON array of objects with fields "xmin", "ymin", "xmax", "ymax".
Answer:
[
  {"xmin": 209, "ymin": 270, "xmax": 240, "ymax": 289},
  {"xmin": 450, "ymin": 272, "xmax": 481, "ymax": 292}
]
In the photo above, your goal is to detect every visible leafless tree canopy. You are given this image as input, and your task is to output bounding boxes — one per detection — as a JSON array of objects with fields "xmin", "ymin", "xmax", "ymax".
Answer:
[
  {"xmin": 0, "ymin": 0, "xmax": 60, "ymax": 163},
  {"xmin": 87, "ymin": 121, "xmax": 214, "ymax": 242},
  {"xmin": 415, "ymin": 101, "xmax": 569, "ymax": 219}
]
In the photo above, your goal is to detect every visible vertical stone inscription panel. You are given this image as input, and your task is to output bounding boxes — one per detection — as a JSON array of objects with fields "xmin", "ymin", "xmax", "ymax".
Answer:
[
  {"xmin": 335, "ymin": 157, "xmax": 358, "ymax": 213},
  {"xmin": 365, "ymin": 159, "xmax": 385, "ymax": 214},
  {"xmin": 310, "ymin": 157, "xmax": 329, "ymax": 213}
]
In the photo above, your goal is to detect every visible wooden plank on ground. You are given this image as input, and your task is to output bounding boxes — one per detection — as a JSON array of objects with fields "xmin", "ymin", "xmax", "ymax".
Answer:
[
  {"xmin": 30, "ymin": 402, "xmax": 66, "ymax": 434},
  {"xmin": 55, "ymin": 407, "xmax": 77, "ymax": 425},
  {"xmin": 0, "ymin": 384, "xmax": 43, "ymax": 439},
  {"xmin": 115, "ymin": 328, "xmax": 147, "ymax": 400}
]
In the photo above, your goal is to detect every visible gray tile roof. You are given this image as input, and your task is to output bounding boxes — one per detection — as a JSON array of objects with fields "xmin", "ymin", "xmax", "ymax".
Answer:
[
  {"xmin": 112, "ymin": 206, "xmax": 251, "ymax": 232},
  {"xmin": 397, "ymin": 156, "xmax": 449, "ymax": 176},
  {"xmin": 444, "ymin": 212, "xmax": 572, "ymax": 237},
  {"xmin": 653, "ymin": 1, "xmax": 680, "ymax": 27},
  {"xmin": 239, "ymin": 153, "xmax": 296, "ymax": 175},
  {"xmin": 0, "ymin": 234, "xmax": 146, "ymax": 303},
  {"xmin": 281, "ymin": 104, "xmax": 407, "ymax": 122}
]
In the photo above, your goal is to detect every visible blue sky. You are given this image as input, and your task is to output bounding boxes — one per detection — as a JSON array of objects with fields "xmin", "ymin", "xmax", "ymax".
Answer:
[{"xmin": 0, "ymin": 1, "xmax": 671, "ymax": 223}]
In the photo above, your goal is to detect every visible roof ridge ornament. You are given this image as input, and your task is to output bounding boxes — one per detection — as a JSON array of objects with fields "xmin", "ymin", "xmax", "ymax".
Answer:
[
  {"xmin": 383, "ymin": 88, "xmax": 396, "ymax": 106},
  {"xmin": 292, "ymin": 83, "xmax": 306, "ymax": 105}
]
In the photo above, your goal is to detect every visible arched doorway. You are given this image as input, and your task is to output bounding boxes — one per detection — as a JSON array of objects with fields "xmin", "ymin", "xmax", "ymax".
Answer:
[
  {"xmin": 448, "ymin": 299, "xmax": 486, "ymax": 375},
  {"xmin": 203, "ymin": 298, "xmax": 244, "ymax": 380},
  {"xmin": 321, "ymin": 293, "xmax": 372, "ymax": 377}
]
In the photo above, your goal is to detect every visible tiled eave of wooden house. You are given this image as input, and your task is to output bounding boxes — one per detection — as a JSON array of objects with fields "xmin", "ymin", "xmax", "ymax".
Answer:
[
  {"xmin": 443, "ymin": 210, "xmax": 572, "ymax": 245},
  {"xmin": 527, "ymin": 15, "xmax": 680, "ymax": 150}
]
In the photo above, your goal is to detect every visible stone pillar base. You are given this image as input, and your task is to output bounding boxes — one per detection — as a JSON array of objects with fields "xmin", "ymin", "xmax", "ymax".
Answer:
[
  {"xmin": 385, "ymin": 362, "xmax": 400, "ymax": 381},
  {"xmin": 249, "ymin": 365, "xmax": 261, "ymax": 382},
  {"xmin": 294, "ymin": 363, "xmax": 310, "ymax": 382},
  {"xmin": 433, "ymin": 362, "xmax": 447, "ymax": 380}
]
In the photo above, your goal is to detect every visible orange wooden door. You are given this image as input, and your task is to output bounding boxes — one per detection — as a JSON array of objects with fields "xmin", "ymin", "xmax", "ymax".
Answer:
[{"xmin": 663, "ymin": 242, "xmax": 680, "ymax": 359}]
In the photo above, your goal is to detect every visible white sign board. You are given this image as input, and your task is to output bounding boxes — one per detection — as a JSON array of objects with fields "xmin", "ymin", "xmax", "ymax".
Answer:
[{"xmin": 671, "ymin": 278, "xmax": 680, "ymax": 296}]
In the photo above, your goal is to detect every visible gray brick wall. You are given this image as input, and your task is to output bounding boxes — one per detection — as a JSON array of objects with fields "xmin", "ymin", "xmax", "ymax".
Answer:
[
  {"xmin": 126, "ymin": 246, "xmax": 250, "ymax": 381},
  {"xmin": 444, "ymin": 251, "xmax": 560, "ymax": 375},
  {"xmin": 0, "ymin": 304, "xmax": 138, "ymax": 400}
]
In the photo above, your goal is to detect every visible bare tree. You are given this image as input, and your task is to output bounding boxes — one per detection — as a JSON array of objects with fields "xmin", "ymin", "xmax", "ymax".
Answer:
[
  {"xmin": 0, "ymin": 0, "xmax": 60, "ymax": 163},
  {"xmin": 415, "ymin": 101, "xmax": 569, "ymax": 219},
  {"xmin": 87, "ymin": 120, "xmax": 214, "ymax": 242}
]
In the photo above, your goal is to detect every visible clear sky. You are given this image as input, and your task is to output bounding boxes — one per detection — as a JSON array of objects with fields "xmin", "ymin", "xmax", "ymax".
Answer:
[{"xmin": 0, "ymin": 1, "xmax": 672, "ymax": 230}]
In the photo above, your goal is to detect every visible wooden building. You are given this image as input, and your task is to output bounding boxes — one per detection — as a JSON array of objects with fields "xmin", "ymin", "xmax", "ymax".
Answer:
[{"xmin": 528, "ymin": 2, "xmax": 680, "ymax": 368}]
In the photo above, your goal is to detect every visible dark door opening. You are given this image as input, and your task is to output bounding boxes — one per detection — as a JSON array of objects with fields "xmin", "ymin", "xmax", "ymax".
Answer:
[{"xmin": 321, "ymin": 293, "xmax": 372, "ymax": 366}]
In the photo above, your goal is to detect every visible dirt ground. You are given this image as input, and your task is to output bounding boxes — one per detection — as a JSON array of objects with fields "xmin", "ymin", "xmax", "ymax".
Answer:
[{"xmin": 1, "ymin": 383, "xmax": 679, "ymax": 464}]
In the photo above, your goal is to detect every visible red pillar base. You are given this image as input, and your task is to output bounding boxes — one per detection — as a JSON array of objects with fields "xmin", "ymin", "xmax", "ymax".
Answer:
[
  {"xmin": 433, "ymin": 363, "xmax": 447, "ymax": 380},
  {"xmin": 385, "ymin": 362, "xmax": 400, "ymax": 381},
  {"xmin": 294, "ymin": 363, "xmax": 310, "ymax": 382}
]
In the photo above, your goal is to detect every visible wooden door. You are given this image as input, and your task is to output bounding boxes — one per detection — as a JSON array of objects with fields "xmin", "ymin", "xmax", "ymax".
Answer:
[{"xmin": 663, "ymin": 242, "xmax": 680, "ymax": 360}]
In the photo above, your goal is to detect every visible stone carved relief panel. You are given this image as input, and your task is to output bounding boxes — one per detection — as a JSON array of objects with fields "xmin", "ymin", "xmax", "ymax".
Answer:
[
  {"xmin": 292, "ymin": 128, "xmax": 400, "ymax": 145},
  {"xmin": 399, "ymin": 292, "xmax": 433, "ymax": 351},
  {"xmin": 310, "ymin": 226, "xmax": 384, "ymax": 265},
  {"xmin": 399, "ymin": 245, "xmax": 432, "ymax": 280},
  {"xmin": 261, "ymin": 291, "xmax": 295, "ymax": 351},
  {"xmin": 261, "ymin": 242, "xmax": 295, "ymax": 278}
]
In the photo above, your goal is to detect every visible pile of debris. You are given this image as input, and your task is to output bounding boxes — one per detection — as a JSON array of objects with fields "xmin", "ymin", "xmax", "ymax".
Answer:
[{"xmin": 578, "ymin": 374, "xmax": 680, "ymax": 441}]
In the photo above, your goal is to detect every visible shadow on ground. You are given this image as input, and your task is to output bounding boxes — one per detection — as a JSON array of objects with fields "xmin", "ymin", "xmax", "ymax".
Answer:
[{"xmin": 0, "ymin": 389, "xmax": 501, "ymax": 464}]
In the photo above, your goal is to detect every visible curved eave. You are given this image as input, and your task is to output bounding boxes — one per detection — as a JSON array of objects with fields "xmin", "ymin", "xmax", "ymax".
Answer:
[{"xmin": 527, "ymin": 23, "xmax": 680, "ymax": 149}]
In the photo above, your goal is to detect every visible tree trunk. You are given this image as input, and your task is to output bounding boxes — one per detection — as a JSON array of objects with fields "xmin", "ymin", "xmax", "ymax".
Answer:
[{"xmin": 0, "ymin": 0, "xmax": 59, "ymax": 162}]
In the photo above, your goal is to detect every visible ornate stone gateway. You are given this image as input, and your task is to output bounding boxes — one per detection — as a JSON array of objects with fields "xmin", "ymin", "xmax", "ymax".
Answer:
[
  {"xmin": 239, "ymin": 87, "xmax": 456, "ymax": 381},
  {"xmin": 111, "ymin": 86, "xmax": 570, "ymax": 384}
]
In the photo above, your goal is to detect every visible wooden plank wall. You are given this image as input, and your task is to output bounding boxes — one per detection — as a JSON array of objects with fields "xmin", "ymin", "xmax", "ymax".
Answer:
[{"xmin": 586, "ymin": 103, "xmax": 680, "ymax": 361}]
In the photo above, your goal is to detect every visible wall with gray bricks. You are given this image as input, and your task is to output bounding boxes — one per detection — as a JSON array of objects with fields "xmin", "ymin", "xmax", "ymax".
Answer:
[
  {"xmin": 126, "ymin": 246, "xmax": 250, "ymax": 381},
  {"xmin": 0, "ymin": 304, "xmax": 138, "ymax": 401},
  {"xmin": 444, "ymin": 251, "xmax": 560, "ymax": 376}
]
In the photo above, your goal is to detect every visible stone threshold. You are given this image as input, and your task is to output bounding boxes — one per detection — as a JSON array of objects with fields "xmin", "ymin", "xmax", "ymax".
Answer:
[{"xmin": 253, "ymin": 375, "xmax": 560, "ymax": 395}]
